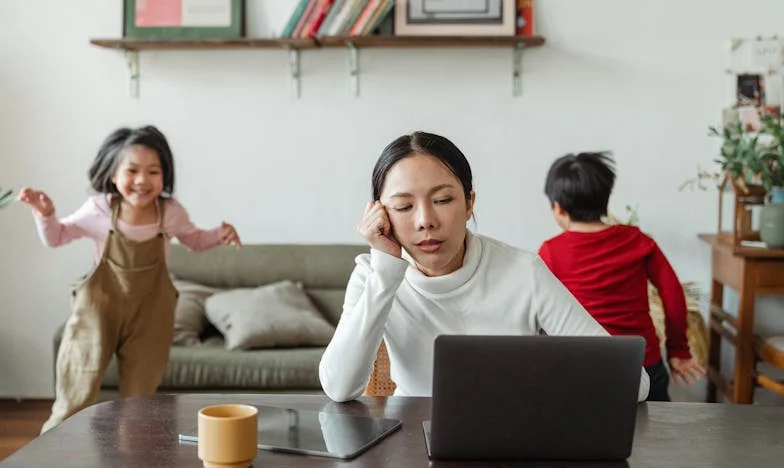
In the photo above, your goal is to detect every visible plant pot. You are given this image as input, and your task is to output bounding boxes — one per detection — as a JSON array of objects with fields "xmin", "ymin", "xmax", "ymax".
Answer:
[
  {"xmin": 769, "ymin": 186, "xmax": 784, "ymax": 204},
  {"xmin": 760, "ymin": 203, "xmax": 784, "ymax": 248}
]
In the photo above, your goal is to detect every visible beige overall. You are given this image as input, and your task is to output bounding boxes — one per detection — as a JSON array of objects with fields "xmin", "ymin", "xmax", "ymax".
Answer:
[{"xmin": 41, "ymin": 199, "xmax": 177, "ymax": 433}]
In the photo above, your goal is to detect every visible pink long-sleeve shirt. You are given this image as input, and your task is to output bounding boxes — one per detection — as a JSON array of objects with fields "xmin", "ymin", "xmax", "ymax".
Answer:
[{"xmin": 33, "ymin": 194, "xmax": 222, "ymax": 262}]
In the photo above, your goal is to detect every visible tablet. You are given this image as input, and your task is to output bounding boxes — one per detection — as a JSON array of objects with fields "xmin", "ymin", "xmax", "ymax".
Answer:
[{"xmin": 178, "ymin": 405, "xmax": 402, "ymax": 460}]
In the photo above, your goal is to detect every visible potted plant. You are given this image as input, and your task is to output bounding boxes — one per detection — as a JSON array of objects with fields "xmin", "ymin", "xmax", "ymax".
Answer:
[
  {"xmin": 0, "ymin": 188, "xmax": 14, "ymax": 210},
  {"xmin": 679, "ymin": 121, "xmax": 767, "ymax": 194},
  {"xmin": 758, "ymin": 115, "xmax": 784, "ymax": 247},
  {"xmin": 712, "ymin": 120, "xmax": 769, "ymax": 194},
  {"xmin": 680, "ymin": 120, "xmax": 773, "ymax": 247},
  {"xmin": 759, "ymin": 114, "xmax": 784, "ymax": 202}
]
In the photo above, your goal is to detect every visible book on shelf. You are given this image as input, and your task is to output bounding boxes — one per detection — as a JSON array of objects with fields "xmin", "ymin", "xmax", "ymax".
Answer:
[
  {"xmin": 516, "ymin": 0, "xmax": 535, "ymax": 37},
  {"xmin": 281, "ymin": 0, "xmax": 393, "ymax": 39}
]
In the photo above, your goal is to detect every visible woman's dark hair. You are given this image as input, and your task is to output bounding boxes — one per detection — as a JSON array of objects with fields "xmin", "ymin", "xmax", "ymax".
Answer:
[
  {"xmin": 543, "ymin": 151, "xmax": 616, "ymax": 222},
  {"xmin": 372, "ymin": 131, "xmax": 473, "ymax": 202},
  {"xmin": 88, "ymin": 125, "xmax": 175, "ymax": 198}
]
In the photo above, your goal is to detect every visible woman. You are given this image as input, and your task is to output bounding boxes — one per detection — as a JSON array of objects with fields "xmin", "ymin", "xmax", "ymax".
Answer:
[{"xmin": 319, "ymin": 131, "xmax": 650, "ymax": 402}]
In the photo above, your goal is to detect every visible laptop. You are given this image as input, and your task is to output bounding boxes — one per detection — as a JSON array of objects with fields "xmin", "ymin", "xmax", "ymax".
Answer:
[{"xmin": 422, "ymin": 334, "xmax": 645, "ymax": 461}]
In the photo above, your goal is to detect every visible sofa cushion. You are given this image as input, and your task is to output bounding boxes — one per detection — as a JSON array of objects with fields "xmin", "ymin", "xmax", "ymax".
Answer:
[
  {"xmin": 172, "ymin": 277, "xmax": 219, "ymax": 346},
  {"xmin": 306, "ymin": 288, "xmax": 346, "ymax": 326},
  {"xmin": 204, "ymin": 281, "xmax": 336, "ymax": 351},
  {"xmin": 102, "ymin": 337, "xmax": 325, "ymax": 390}
]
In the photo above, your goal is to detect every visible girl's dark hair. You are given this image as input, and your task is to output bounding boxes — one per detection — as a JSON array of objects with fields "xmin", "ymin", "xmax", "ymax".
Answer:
[
  {"xmin": 88, "ymin": 125, "xmax": 175, "ymax": 198},
  {"xmin": 372, "ymin": 131, "xmax": 473, "ymax": 202},
  {"xmin": 543, "ymin": 151, "xmax": 616, "ymax": 222}
]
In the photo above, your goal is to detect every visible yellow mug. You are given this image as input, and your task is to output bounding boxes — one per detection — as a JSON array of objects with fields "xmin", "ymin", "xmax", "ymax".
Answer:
[{"xmin": 197, "ymin": 404, "xmax": 258, "ymax": 468}]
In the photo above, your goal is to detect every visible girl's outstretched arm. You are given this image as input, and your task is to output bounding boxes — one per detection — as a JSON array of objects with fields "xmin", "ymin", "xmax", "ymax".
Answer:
[
  {"xmin": 21, "ymin": 188, "xmax": 92, "ymax": 247},
  {"xmin": 165, "ymin": 199, "xmax": 223, "ymax": 252}
]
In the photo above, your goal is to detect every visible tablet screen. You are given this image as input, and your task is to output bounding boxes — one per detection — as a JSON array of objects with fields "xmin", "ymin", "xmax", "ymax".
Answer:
[{"xmin": 178, "ymin": 405, "xmax": 402, "ymax": 460}]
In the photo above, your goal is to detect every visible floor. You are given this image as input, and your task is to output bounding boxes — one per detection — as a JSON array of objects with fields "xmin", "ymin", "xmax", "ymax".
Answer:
[{"xmin": 0, "ymin": 399, "xmax": 50, "ymax": 462}]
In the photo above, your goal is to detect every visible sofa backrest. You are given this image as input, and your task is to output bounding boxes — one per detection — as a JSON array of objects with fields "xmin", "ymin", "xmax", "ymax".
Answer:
[{"xmin": 168, "ymin": 244, "xmax": 369, "ymax": 326}]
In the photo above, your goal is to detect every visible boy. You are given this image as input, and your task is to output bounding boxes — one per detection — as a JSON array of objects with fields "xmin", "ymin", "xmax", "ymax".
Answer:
[{"xmin": 538, "ymin": 152, "xmax": 704, "ymax": 401}]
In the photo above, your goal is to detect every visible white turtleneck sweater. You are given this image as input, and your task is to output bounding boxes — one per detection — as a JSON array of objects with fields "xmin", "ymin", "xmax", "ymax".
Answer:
[{"xmin": 319, "ymin": 232, "xmax": 650, "ymax": 402}]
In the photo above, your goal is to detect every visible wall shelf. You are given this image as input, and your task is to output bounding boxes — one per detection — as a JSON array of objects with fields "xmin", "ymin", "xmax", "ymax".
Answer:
[{"xmin": 89, "ymin": 35, "xmax": 545, "ymax": 98}]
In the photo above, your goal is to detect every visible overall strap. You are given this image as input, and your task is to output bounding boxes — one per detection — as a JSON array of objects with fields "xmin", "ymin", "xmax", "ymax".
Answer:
[
  {"xmin": 157, "ymin": 199, "xmax": 167, "ymax": 233},
  {"xmin": 110, "ymin": 195, "xmax": 121, "ymax": 230}
]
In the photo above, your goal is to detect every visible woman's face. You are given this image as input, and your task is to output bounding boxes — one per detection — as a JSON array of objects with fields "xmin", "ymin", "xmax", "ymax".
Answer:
[{"xmin": 379, "ymin": 153, "xmax": 475, "ymax": 277}]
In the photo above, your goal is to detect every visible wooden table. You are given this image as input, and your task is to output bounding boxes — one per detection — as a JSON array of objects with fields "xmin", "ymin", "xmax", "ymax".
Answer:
[
  {"xmin": 699, "ymin": 233, "xmax": 784, "ymax": 404},
  {"xmin": 2, "ymin": 394, "xmax": 784, "ymax": 467}
]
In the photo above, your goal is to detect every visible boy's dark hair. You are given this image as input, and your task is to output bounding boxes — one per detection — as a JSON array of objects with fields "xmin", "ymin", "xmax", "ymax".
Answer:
[
  {"xmin": 88, "ymin": 125, "xmax": 175, "ymax": 198},
  {"xmin": 544, "ymin": 152, "xmax": 616, "ymax": 222}
]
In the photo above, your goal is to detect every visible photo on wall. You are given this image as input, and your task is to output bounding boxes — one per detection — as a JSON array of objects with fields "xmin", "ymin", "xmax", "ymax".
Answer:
[
  {"xmin": 123, "ymin": 0, "xmax": 246, "ymax": 39},
  {"xmin": 394, "ymin": 0, "xmax": 517, "ymax": 36}
]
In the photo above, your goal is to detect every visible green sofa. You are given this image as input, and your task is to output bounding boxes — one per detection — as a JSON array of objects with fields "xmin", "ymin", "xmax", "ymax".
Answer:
[{"xmin": 52, "ymin": 243, "xmax": 368, "ymax": 399}]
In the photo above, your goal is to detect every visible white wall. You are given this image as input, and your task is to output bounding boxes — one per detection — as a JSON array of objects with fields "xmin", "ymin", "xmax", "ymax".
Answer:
[{"xmin": 1, "ymin": 0, "xmax": 783, "ymax": 398}]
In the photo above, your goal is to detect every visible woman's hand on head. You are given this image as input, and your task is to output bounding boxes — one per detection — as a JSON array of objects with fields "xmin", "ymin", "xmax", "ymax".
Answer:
[
  {"xmin": 17, "ymin": 188, "xmax": 55, "ymax": 217},
  {"xmin": 358, "ymin": 201, "xmax": 401, "ymax": 258}
]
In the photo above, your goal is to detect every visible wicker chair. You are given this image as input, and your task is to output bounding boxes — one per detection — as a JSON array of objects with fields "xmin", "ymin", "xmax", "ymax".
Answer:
[
  {"xmin": 755, "ymin": 335, "xmax": 784, "ymax": 396},
  {"xmin": 363, "ymin": 340, "xmax": 396, "ymax": 396}
]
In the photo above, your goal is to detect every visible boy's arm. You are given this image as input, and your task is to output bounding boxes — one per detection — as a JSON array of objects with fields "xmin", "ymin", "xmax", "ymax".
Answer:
[
  {"xmin": 165, "ymin": 200, "xmax": 221, "ymax": 252},
  {"xmin": 646, "ymin": 244, "xmax": 691, "ymax": 361}
]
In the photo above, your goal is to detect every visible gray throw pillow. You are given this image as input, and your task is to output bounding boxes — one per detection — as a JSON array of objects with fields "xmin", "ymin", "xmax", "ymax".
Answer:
[
  {"xmin": 204, "ymin": 280, "xmax": 335, "ymax": 351},
  {"xmin": 172, "ymin": 277, "xmax": 219, "ymax": 346}
]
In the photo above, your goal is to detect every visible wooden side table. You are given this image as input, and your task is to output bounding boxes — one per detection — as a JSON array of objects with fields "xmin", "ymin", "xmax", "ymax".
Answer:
[{"xmin": 699, "ymin": 233, "xmax": 784, "ymax": 404}]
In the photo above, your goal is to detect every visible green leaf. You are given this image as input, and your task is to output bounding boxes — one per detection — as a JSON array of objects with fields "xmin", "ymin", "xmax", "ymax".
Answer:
[{"xmin": 0, "ymin": 188, "xmax": 14, "ymax": 210}]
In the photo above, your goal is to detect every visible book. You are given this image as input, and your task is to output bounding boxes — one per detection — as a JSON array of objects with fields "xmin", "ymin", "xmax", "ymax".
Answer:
[
  {"xmin": 516, "ymin": 0, "xmax": 534, "ymax": 37},
  {"xmin": 281, "ymin": 0, "xmax": 310, "ymax": 38}
]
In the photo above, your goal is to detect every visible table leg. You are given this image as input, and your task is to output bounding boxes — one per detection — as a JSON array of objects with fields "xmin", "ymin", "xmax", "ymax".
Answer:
[
  {"xmin": 732, "ymin": 271, "xmax": 757, "ymax": 404},
  {"xmin": 707, "ymin": 279, "xmax": 724, "ymax": 403}
]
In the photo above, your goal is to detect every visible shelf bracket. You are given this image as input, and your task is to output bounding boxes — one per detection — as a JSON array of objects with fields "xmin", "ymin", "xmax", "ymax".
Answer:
[
  {"xmin": 513, "ymin": 43, "xmax": 525, "ymax": 97},
  {"xmin": 348, "ymin": 43, "xmax": 359, "ymax": 97},
  {"xmin": 289, "ymin": 48, "xmax": 301, "ymax": 99},
  {"xmin": 125, "ymin": 50, "xmax": 140, "ymax": 98}
]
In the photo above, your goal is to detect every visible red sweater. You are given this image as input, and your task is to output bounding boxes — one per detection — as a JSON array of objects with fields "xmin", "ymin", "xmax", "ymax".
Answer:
[{"xmin": 538, "ymin": 225, "xmax": 691, "ymax": 367}]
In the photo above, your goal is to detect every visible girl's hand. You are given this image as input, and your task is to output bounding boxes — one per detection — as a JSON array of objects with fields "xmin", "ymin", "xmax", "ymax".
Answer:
[
  {"xmin": 219, "ymin": 222, "xmax": 241, "ymax": 250},
  {"xmin": 358, "ymin": 201, "xmax": 401, "ymax": 258},
  {"xmin": 18, "ymin": 188, "xmax": 55, "ymax": 217}
]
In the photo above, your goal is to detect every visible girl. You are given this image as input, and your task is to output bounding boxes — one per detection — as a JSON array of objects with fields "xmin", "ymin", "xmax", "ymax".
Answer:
[
  {"xmin": 318, "ymin": 131, "xmax": 650, "ymax": 402},
  {"xmin": 19, "ymin": 125, "xmax": 241, "ymax": 433}
]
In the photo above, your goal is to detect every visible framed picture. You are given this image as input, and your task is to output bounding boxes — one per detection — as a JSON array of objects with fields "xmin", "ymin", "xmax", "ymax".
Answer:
[
  {"xmin": 123, "ymin": 0, "xmax": 246, "ymax": 39},
  {"xmin": 394, "ymin": 0, "xmax": 516, "ymax": 36}
]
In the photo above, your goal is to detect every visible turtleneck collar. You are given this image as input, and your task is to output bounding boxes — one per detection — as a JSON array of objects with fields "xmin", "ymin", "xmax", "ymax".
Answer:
[{"xmin": 402, "ymin": 230, "xmax": 483, "ymax": 296}]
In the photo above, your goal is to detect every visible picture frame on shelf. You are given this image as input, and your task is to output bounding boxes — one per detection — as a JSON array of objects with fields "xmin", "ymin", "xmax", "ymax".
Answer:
[
  {"xmin": 123, "ymin": 0, "xmax": 246, "ymax": 39},
  {"xmin": 394, "ymin": 0, "xmax": 517, "ymax": 37},
  {"xmin": 737, "ymin": 73, "xmax": 764, "ymax": 107}
]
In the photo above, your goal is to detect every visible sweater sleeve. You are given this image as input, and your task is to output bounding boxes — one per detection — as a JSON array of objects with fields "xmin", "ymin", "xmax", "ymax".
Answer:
[
  {"xmin": 165, "ymin": 199, "xmax": 222, "ymax": 252},
  {"xmin": 646, "ymin": 243, "xmax": 691, "ymax": 361},
  {"xmin": 318, "ymin": 250, "xmax": 408, "ymax": 402},
  {"xmin": 32, "ymin": 198, "xmax": 96, "ymax": 247},
  {"xmin": 530, "ymin": 257, "xmax": 651, "ymax": 402},
  {"xmin": 537, "ymin": 242, "xmax": 554, "ymax": 269}
]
